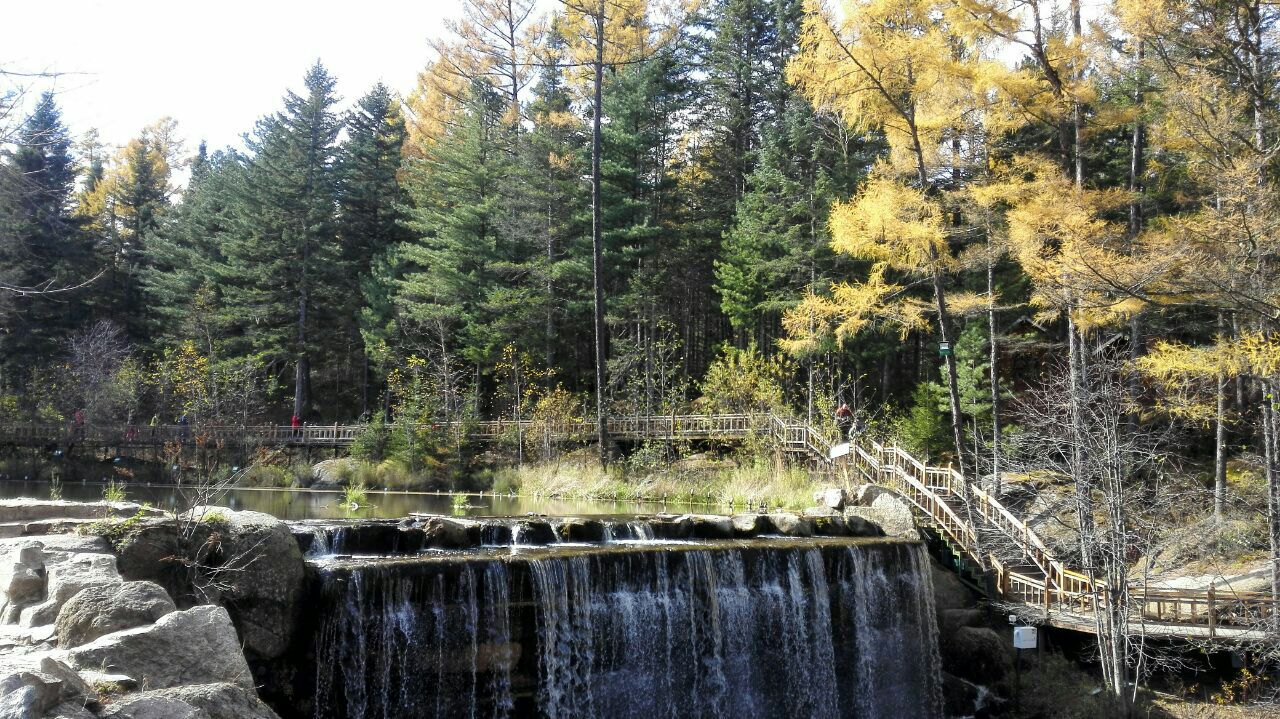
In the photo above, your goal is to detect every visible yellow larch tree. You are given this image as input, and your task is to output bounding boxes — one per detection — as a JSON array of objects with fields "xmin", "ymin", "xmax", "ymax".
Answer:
[{"xmin": 785, "ymin": 0, "xmax": 988, "ymax": 475}]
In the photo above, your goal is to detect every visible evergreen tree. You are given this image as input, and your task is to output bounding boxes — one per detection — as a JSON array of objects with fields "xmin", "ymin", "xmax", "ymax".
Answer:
[
  {"xmin": 716, "ymin": 97, "xmax": 875, "ymax": 346},
  {"xmin": 398, "ymin": 80, "xmax": 509, "ymax": 367},
  {"xmin": 221, "ymin": 62, "xmax": 343, "ymax": 419},
  {"xmin": 0, "ymin": 93, "xmax": 94, "ymax": 382},
  {"xmin": 338, "ymin": 83, "xmax": 410, "ymax": 413},
  {"xmin": 143, "ymin": 145, "xmax": 246, "ymax": 355}
]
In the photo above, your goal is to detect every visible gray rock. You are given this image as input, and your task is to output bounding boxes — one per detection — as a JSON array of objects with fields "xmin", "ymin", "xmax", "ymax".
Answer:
[
  {"xmin": 729, "ymin": 514, "xmax": 764, "ymax": 536},
  {"xmin": 554, "ymin": 519, "xmax": 606, "ymax": 543},
  {"xmin": 106, "ymin": 683, "xmax": 279, "ymax": 719},
  {"xmin": 115, "ymin": 509, "xmax": 304, "ymax": 661},
  {"xmin": 1, "ymin": 567, "xmax": 43, "ymax": 625},
  {"xmin": 45, "ymin": 701, "xmax": 97, "ymax": 719},
  {"xmin": 419, "ymin": 517, "xmax": 480, "ymax": 548},
  {"xmin": 310, "ymin": 458, "xmax": 357, "ymax": 490},
  {"xmin": 0, "ymin": 542, "xmax": 45, "ymax": 624},
  {"xmin": 931, "ymin": 560, "xmax": 978, "ymax": 612},
  {"xmin": 35, "ymin": 658, "xmax": 92, "ymax": 706},
  {"xmin": 67, "ymin": 605, "xmax": 254, "ymax": 691},
  {"xmin": 103, "ymin": 695, "xmax": 205, "ymax": 719},
  {"xmin": 650, "ymin": 515, "xmax": 693, "ymax": 539},
  {"xmin": 842, "ymin": 514, "xmax": 885, "ymax": 537},
  {"xmin": 941, "ymin": 626, "xmax": 1011, "ymax": 684},
  {"xmin": 0, "ymin": 501, "xmax": 162, "ymax": 525},
  {"xmin": 937, "ymin": 608, "xmax": 985, "ymax": 638},
  {"xmin": 852, "ymin": 483, "xmax": 897, "ymax": 506},
  {"xmin": 765, "ymin": 513, "xmax": 813, "ymax": 537},
  {"xmin": 19, "ymin": 555, "xmax": 120, "ymax": 628},
  {"xmin": 845, "ymin": 489, "xmax": 918, "ymax": 539},
  {"xmin": 809, "ymin": 515, "xmax": 849, "ymax": 536},
  {"xmin": 813, "ymin": 487, "xmax": 847, "ymax": 511},
  {"xmin": 685, "ymin": 515, "xmax": 734, "ymax": 540},
  {"xmin": 0, "ymin": 670, "xmax": 61, "ymax": 719},
  {"xmin": 55, "ymin": 581, "xmax": 176, "ymax": 647},
  {"xmin": 512, "ymin": 520, "xmax": 556, "ymax": 545}
]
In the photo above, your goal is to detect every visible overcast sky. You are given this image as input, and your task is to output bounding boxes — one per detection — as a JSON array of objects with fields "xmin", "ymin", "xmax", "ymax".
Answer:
[{"xmin": 4, "ymin": 0, "xmax": 486, "ymax": 156}]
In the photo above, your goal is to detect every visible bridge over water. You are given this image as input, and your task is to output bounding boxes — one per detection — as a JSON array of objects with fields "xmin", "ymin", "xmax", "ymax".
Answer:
[{"xmin": 2, "ymin": 413, "xmax": 1276, "ymax": 643}]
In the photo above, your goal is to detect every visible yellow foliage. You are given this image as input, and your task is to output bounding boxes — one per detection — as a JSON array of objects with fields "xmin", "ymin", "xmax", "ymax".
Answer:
[
  {"xmin": 788, "ymin": 0, "xmax": 976, "ymax": 179},
  {"xmin": 404, "ymin": 54, "xmax": 470, "ymax": 158},
  {"xmin": 977, "ymin": 155, "xmax": 1164, "ymax": 331},
  {"xmin": 559, "ymin": 0, "xmax": 653, "ymax": 98},
  {"xmin": 828, "ymin": 174, "xmax": 952, "ymax": 272}
]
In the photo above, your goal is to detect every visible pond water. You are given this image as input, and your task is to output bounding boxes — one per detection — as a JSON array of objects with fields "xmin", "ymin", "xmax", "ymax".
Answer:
[{"xmin": 0, "ymin": 480, "xmax": 682, "ymax": 520}]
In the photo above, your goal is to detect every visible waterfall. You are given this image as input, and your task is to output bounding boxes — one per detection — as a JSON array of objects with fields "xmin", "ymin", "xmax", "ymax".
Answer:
[{"xmin": 307, "ymin": 539, "xmax": 942, "ymax": 719}]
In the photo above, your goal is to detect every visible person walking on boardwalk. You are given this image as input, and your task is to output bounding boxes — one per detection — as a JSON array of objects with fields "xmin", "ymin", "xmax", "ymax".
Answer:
[
  {"xmin": 178, "ymin": 413, "xmax": 190, "ymax": 443},
  {"xmin": 835, "ymin": 403, "xmax": 853, "ymax": 439}
]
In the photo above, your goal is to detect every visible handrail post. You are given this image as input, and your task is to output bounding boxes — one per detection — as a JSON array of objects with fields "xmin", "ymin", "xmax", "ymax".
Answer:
[{"xmin": 1207, "ymin": 585, "xmax": 1215, "ymax": 638}]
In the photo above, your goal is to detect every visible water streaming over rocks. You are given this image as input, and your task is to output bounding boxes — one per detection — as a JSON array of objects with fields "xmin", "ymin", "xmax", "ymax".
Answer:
[{"xmin": 302, "ymin": 536, "xmax": 942, "ymax": 719}]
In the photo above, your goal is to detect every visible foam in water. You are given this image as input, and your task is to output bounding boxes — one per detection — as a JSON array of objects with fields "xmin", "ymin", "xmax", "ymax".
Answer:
[{"xmin": 308, "ymin": 539, "xmax": 942, "ymax": 719}]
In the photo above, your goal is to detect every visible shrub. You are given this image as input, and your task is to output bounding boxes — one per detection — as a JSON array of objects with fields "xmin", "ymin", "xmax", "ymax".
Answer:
[
  {"xmin": 342, "ymin": 482, "xmax": 369, "ymax": 508},
  {"xmin": 102, "ymin": 480, "xmax": 127, "ymax": 503},
  {"xmin": 239, "ymin": 464, "xmax": 291, "ymax": 488}
]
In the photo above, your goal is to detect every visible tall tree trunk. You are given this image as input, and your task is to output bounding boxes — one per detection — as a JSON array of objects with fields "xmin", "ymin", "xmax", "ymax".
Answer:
[
  {"xmin": 590, "ymin": 3, "xmax": 610, "ymax": 466},
  {"xmin": 987, "ymin": 248, "xmax": 1001, "ymax": 497},
  {"xmin": 930, "ymin": 266, "xmax": 967, "ymax": 478},
  {"xmin": 295, "ymin": 240, "xmax": 310, "ymax": 419},
  {"xmin": 1071, "ymin": 0, "xmax": 1084, "ymax": 187},
  {"xmin": 1069, "ymin": 315, "xmax": 1096, "ymax": 566},
  {"xmin": 1264, "ymin": 378, "xmax": 1280, "ymax": 630},
  {"xmin": 1259, "ymin": 381, "xmax": 1280, "ymax": 626}
]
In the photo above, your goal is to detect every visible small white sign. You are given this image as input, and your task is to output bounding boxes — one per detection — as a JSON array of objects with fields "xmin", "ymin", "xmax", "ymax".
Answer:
[
  {"xmin": 829, "ymin": 443, "xmax": 851, "ymax": 459},
  {"xmin": 1013, "ymin": 626, "xmax": 1038, "ymax": 649}
]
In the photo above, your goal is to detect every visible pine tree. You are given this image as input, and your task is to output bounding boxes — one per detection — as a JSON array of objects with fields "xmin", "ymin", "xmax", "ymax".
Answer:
[
  {"xmin": 398, "ymin": 80, "xmax": 509, "ymax": 367},
  {"xmin": 0, "ymin": 93, "xmax": 94, "ymax": 382},
  {"xmin": 143, "ymin": 145, "xmax": 246, "ymax": 355},
  {"xmin": 338, "ymin": 83, "xmax": 410, "ymax": 413},
  {"xmin": 221, "ymin": 63, "xmax": 343, "ymax": 419}
]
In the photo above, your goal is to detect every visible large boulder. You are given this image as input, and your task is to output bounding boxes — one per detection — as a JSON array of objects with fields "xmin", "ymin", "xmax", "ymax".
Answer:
[
  {"xmin": 309, "ymin": 458, "xmax": 357, "ymax": 490},
  {"xmin": 684, "ymin": 515, "xmax": 734, "ymax": 540},
  {"xmin": 103, "ymin": 683, "xmax": 279, "ymax": 719},
  {"xmin": 114, "ymin": 509, "xmax": 304, "ymax": 661},
  {"xmin": 55, "ymin": 581, "xmax": 176, "ymax": 647},
  {"xmin": 19, "ymin": 553, "xmax": 120, "ymax": 628},
  {"xmin": 419, "ymin": 517, "xmax": 481, "ymax": 549},
  {"xmin": 765, "ymin": 513, "xmax": 813, "ymax": 537},
  {"xmin": 730, "ymin": 514, "xmax": 764, "ymax": 536},
  {"xmin": 812, "ymin": 487, "xmax": 847, "ymax": 511},
  {"xmin": 940, "ymin": 626, "xmax": 1011, "ymax": 684},
  {"xmin": 845, "ymin": 489, "xmax": 918, "ymax": 540},
  {"xmin": 0, "ymin": 669, "xmax": 62, "ymax": 719},
  {"xmin": 0, "ymin": 543, "xmax": 45, "ymax": 624},
  {"xmin": 67, "ymin": 605, "xmax": 254, "ymax": 691}
]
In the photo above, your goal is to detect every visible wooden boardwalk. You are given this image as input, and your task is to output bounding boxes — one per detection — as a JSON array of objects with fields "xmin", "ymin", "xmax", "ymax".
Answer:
[
  {"xmin": 2, "ymin": 412, "xmax": 1276, "ymax": 642},
  {"xmin": 0, "ymin": 413, "xmax": 833, "ymax": 455},
  {"xmin": 844, "ymin": 438, "xmax": 1277, "ymax": 645}
]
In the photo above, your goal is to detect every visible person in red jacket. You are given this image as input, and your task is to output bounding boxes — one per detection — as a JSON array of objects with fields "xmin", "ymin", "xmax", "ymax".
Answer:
[{"xmin": 835, "ymin": 403, "xmax": 852, "ymax": 439}]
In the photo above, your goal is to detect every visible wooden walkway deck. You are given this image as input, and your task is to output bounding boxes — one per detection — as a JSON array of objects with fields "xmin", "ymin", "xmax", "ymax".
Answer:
[
  {"xmin": 2, "ymin": 412, "xmax": 1276, "ymax": 643},
  {"xmin": 0, "ymin": 414, "xmax": 838, "ymax": 457},
  {"xmin": 843, "ymin": 438, "xmax": 1277, "ymax": 645}
]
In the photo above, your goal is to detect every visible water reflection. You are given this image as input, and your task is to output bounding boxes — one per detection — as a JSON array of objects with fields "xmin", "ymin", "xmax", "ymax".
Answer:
[{"xmin": 0, "ymin": 480, "xmax": 681, "ymax": 520}]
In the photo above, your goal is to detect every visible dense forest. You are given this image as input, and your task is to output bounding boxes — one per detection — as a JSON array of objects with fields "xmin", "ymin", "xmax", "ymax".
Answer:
[{"xmin": 0, "ymin": 0, "xmax": 1277, "ymax": 487}]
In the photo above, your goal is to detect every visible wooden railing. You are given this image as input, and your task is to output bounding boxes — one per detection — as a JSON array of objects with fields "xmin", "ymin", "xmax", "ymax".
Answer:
[
  {"xmin": 847, "ymin": 437, "xmax": 1279, "ymax": 640},
  {"xmin": 0, "ymin": 414, "xmax": 767, "ymax": 449},
  {"xmin": 4, "ymin": 413, "xmax": 1276, "ymax": 639}
]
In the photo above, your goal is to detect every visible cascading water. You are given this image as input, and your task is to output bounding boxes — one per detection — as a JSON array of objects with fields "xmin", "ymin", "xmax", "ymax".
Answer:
[{"xmin": 304, "ymin": 537, "xmax": 943, "ymax": 719}]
